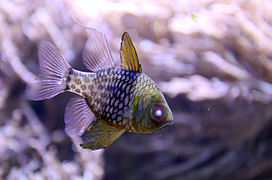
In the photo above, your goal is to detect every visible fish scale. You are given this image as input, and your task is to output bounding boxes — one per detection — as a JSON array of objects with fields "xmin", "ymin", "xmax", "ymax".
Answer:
[
  {"xmin": 66, "ymin": 67, "xmax": 141, "ymax": 131},
  {"xmin": 65, "ymin": 66, "xmax": 161, "ymax": 132},
  {"xmin": 28, "ymin": 29, "xmax": 173, "ymax": 150}
]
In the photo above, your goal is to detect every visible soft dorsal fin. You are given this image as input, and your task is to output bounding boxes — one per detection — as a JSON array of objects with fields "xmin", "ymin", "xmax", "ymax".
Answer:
[
  {"xmin": 120, "ymin": 32, "xmax": 142, "ymax": 72},
  {"xmin": 64, "ymin": 97, "xmax": 95, "ymax": 136},
  {"xmin": 82, "ymin": 28, "xmax": 115, "ymax": 72}
]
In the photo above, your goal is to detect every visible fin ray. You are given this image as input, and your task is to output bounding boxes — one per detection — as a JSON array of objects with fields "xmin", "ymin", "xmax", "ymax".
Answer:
[
  {"xmin": 27, "ymin": 41, "xmax": 70, "ymax": 100},
  {"xmin": 80, "ymin": 120, "xmax": 125, "ymax": 150},
  {"xmin": 64, "ymin": 97, "xmax": 95, "ymax": 136},
  {"xmin": 120, "ymin": 32, "xmax": 142, "ymax": 72},
  {"xmin": 82, "ymin": 28, "xmax": 114, "ymax": 71}
]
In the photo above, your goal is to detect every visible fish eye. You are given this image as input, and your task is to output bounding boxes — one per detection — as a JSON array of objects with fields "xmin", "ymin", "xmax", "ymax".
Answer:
[{"xmin": 152, "ymin": 104, "xmax": 165, "ymax": 121}]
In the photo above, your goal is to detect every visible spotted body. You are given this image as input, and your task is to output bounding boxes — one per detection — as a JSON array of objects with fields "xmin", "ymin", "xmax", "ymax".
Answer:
[
  {"xmin": 28, "ymin": 28, "xmax": 173, "ymax": 150},
  {"xmin": 66, "ymin": 67, "xmax": 160, "ymax": 133}
]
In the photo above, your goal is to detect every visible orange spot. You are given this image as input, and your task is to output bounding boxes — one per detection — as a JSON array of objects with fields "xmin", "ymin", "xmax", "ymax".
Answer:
[
  {"xmin": 76, "ymin": 89, "xmax": 81, "ymax": 93},
  {"xmin": 82, "ymin": 92, "xmax": 88, "ymax": 97},
  {"xmin": 75, "ymin": 79, "xmax": 81, "ymax": 85},
  {"xmin": 84, "ymin": 77, "xmax": 90, "ymax": 83},
  {"xmin": 81, "ymin": 85, "xmax": 86, "ymax": 90}
]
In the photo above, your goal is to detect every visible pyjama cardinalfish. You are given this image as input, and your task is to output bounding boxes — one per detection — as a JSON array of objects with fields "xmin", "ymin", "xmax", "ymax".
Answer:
[{"xmin": 27, "ymin": 28, "xmax": 173, "ymax": 150}]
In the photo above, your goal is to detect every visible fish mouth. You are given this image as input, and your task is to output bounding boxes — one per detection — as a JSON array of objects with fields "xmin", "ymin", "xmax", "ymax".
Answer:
[
  {"xmin": 168, "ymin": 120, "xmax": 174, "ymax": 125},
  {"xmin": 156, "ymin": 120, "xmax": 173, "ymax": 130}
]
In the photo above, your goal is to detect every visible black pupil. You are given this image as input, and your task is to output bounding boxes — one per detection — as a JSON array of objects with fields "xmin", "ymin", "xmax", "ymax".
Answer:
[
  {"xmin": 153, "ymin": 105, "xmax": 164, "ymax": 121},
  {"xmin": 155, "ymin": 109, "xmax": 162, "ymax": 117}
]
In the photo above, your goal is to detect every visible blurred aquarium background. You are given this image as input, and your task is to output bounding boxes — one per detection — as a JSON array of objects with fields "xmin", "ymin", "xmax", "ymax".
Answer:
[{"xmin": 1, "ymin": 0, "xmax": 272, "ymax": 179}]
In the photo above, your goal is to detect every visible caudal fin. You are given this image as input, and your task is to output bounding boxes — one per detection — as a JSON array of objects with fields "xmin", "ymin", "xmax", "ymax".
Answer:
[{"xmin": 27, "ymin": 41, "xmax": 71, "ymax": 101}]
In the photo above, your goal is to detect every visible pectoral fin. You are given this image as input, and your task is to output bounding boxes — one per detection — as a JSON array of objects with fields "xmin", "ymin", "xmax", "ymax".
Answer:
[{"xmin": 80, "ymin": 119, "xmax": 125, "ymax": 150}]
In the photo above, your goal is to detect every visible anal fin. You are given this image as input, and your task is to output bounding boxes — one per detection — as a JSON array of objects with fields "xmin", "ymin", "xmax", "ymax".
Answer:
[
  {"xmin": 65, "ymin": 97, "xmax": 95, "ymax": 136},
  {"xmin": 80, "ymin": 120, "xmax": 125, "ymax": 150}
]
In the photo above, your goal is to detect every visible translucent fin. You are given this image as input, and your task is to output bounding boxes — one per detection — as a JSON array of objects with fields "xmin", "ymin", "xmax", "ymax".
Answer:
[
  {"xmin": 27, "ymin": 41, "xmax": 71, "ymax": 100},
  {"xmin": 80, "ymin": 120, "xmax": 125, "ymax": 150},
  {"xmin": 120, "ymin": 32, "xmax": 142, "ymax": 72},
  {"xmin": 82, "ymin": 28, "xmax": 114, "ymax": 72},
  {"xmin": 64, "ymin": 97, "xmax": 95, "ymax": 136}
]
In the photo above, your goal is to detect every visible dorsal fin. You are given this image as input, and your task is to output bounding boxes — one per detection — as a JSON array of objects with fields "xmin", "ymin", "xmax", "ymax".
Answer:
[
  {"xmin": 120, "ymin": 32, "xmax": 142, "ymax": 72},
  {"xmin": 82, "ymin": 28, "xmax": 115, "ymax": 72}
]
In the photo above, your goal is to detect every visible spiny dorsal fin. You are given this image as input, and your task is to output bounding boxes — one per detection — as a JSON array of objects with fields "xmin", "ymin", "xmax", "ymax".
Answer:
[
  {"xmin": 80, "ymin": 119, "xmax": 125, "ymax": 150},
  {"xmin": 82, "ymin": 28, "xmax": 115, "ymax": 72},
  {"xmin": 120, "ymin": 32, "xmax": 142, "ymax": 72}
]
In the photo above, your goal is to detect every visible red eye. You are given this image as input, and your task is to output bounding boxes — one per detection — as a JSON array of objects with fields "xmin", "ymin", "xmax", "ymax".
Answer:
[{"xmin": 152, "ymin": 104, "xmax": 165, "ymax": 121}]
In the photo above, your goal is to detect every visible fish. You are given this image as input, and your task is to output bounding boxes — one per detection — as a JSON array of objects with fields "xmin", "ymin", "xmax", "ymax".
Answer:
[{"xmin": 27, "ymin": 28, "xmax": 173, "ymax": 150}]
